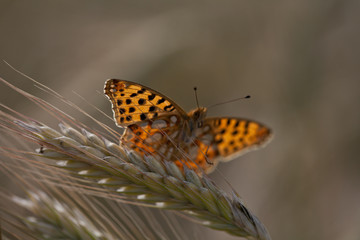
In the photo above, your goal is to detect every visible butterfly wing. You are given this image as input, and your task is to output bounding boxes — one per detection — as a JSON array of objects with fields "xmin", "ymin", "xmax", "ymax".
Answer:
[
  {"xmin": 190, "ymin": 117, "xmax": 272, "ymax": 173},
  {"xmin": 104, "ymin": 79, "xmax": 188, "ymax": 127},
  {"xmin": 105, "ymin": 79, "xmax": 189, "ymax": 162}
]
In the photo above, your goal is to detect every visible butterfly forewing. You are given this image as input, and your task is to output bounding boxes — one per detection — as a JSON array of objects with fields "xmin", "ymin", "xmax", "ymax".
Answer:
[
  {"xmin": 104, "ymin": 79, "xmax": 187, "ymax": 127},
  {"xmin": 179, "ymin": 117, "xmax": 271, "ymax": 173}
]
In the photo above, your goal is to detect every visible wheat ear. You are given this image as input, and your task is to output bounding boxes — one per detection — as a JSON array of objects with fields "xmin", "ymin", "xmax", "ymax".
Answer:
[{"xmin": 7, "ymin": 119, "xmax": 271, "ymax": 240}]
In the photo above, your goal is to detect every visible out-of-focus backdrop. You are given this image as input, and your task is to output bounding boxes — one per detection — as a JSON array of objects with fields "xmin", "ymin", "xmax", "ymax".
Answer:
[{"xmin": 1, "ymin": 1, "xmax": 359, "ymax": 240}]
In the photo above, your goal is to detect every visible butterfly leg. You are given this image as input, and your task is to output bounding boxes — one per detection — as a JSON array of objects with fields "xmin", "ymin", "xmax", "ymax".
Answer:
[{"xmin": 204, "ymin": 145, "xmax": 213, "ymax": 165}]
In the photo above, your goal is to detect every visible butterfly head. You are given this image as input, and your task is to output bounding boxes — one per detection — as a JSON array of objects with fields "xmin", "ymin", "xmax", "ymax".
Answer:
[{"xmin": 188, "ymin": 107, "xmax": 207, "ymax": 130}]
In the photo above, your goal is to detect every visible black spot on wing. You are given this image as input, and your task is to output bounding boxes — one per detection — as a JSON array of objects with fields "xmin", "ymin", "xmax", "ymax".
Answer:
[
  {"xmin": 214, "ymin": 119, "xmax": 221, "ymax": 127},
  {"xmin": 244, "ymin": 121, "xmax": 249, "ymax": 135},
  {"xmin": 140, "ymin": 113, "xmax": 147, "ymax": 121},
  {"xmin": 164, "ymin": 104, "xmax": 175, "ymax": 112},
  {"xmin": 157, "ymin": 98, "xmax": 165, "ymax": 104},
  {"xmin": 148, "ymin": 94, "xmax": 156, "ymax": 100},
  {"xmin": 138, "ymin": 98, "xmax": 146, "ymax": 105},
  {"xmin": 215, "ymin": 138, "xmax": 223, "ymax": 144}
]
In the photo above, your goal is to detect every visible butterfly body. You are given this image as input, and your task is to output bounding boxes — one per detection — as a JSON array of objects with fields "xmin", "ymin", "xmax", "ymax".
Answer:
[{"xmin": 105, "ymin": 79, "xmax": 272, "ymax": 173}]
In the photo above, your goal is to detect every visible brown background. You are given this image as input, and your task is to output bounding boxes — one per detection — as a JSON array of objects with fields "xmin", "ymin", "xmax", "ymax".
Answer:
[{"xmin": 1, "ymin": 1, "xmax": 360, "ymax": 239}]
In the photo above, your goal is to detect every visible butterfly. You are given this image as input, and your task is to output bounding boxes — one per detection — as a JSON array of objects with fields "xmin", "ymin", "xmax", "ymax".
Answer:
[{"xmin": 104, "ymin": 79, "xmax": 272, "ymax": 174}]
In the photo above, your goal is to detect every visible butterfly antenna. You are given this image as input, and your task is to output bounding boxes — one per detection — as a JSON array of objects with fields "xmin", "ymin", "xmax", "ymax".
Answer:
[
  {"xmin": 193, "ymin": 87, "xmax": 200, "ymax": 108},
  {"xmin": 207, "ymin": 95, "xmax": 251, "ymax": 109}
]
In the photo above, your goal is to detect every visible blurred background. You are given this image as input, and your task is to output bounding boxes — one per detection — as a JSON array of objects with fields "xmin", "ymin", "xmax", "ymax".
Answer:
[{"xmin": 1, "ymin": 1, "xmax": 359, "ymax": 239}]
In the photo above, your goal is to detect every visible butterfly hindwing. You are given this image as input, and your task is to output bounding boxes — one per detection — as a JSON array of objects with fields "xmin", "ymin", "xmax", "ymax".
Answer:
[
  {"xmin": 121, "ymin": 116, "xmax": 183, "ymax": 159},
  {"xmin": 172, "ymin": 139, "xmax": 218, "ymax": 173}
]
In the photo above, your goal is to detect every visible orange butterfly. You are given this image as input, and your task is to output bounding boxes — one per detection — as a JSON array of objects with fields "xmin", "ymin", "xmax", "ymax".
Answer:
[{"xmin": 104, "ymin": 79, "xmax": 272, "ymax": 174}]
